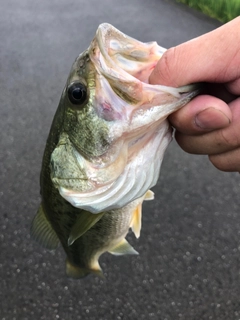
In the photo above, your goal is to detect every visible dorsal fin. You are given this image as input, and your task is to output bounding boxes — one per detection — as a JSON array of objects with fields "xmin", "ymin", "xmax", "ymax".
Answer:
[
  {"xmin": 68, "ymin": 211, "xmax": 105, "ymax": 246},
  {"xmin": 109, "ymin": 238, "xmax": 138, "ymax": 256},
  {"xmin": 30, "ymin": 203, "xmax": 59, "ymax": 250}
]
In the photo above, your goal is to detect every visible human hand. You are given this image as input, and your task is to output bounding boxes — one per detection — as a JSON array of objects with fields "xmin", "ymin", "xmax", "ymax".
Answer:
[{"xmin": 149, "ymin": 17, "xmax": 240, "ymax": 172}]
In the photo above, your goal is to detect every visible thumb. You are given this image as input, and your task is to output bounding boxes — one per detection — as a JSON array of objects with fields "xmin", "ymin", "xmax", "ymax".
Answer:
[{"xmin": 149, "ymin": 17, "xmax": 240, "ymax": 87}]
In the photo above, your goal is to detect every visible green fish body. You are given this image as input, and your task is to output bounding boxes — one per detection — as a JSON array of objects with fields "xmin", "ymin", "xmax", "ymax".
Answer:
[{"xmin": 31, "ymin": 24, "xmax": 200, "ymax": 278}]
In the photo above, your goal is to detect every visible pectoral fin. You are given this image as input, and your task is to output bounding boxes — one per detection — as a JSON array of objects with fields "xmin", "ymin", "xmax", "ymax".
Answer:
[
  {"xmin": 130, "ymin": 204, "xmax": 142, "ymax": 239},
  {"xmin": 30, "ymin": 203, "xmax": 59, "ymax": 250},
  {"xmin": 130, "ymin": 190, "xmax": 154, "ymax": 238},
  {"xmin": 144, "ymin": 190, "xmax": 154, "ymax": 201},
  {"xmin": 68, "ymin": 211, "xmax": 105, "ymax": 246},
  {"xmin": 109, "ymin": 238, "xmax": 138, "ymax": 256}
]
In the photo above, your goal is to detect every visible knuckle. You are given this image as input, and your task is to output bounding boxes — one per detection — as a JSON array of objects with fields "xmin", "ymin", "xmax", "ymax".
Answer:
[
  {"xmin": 218, "ymin": 127, "xmax": 240, "ymax": 149},
  {"xmin": 209, "ymin": 151, "xmax": 240, "ymax": 172}
]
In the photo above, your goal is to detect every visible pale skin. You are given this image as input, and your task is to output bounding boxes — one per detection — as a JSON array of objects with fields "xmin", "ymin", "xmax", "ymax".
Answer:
[{"xmin": 149, "ymin": 17, "xmax": 240, "ymax": 172}]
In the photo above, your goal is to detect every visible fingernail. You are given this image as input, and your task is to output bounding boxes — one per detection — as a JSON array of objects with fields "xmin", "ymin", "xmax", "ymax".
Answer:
[{"xmin": 195, "ymin": 107, "xmax": 231, "ymax": 130}]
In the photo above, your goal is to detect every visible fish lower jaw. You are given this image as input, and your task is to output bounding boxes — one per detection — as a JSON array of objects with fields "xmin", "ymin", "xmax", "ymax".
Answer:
[
  {"xmin": 58, "ymin": 124, "xmax": 171, "ymax": 213},
  {"xmin": 51, "ymin": 176, "xmax": 96, "ymax": 193}
]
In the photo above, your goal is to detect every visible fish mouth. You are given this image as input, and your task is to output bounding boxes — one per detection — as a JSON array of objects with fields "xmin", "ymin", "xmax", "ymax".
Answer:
[
  {"xmin": 52, "ymin": 24, "xmax": 202, "ymax": 214},
  {"xmin": 89, "ymin": 23, "xmax": 201, "ymax": 126}
]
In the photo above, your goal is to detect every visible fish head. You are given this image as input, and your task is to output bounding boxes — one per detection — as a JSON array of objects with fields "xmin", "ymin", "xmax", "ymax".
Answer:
[{"xmin": 50, "ymin": 23, "xmax": 200, "ymax": 213}]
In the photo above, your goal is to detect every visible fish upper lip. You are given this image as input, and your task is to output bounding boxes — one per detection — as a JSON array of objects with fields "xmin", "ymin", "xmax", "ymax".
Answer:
[{"xmin": 89, "ymin": 25, "xmax": 203, "ymax": 128}]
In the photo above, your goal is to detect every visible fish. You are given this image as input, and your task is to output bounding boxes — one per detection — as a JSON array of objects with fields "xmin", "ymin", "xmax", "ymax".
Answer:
[{"xmin": 31, "ymin": 23, "xmax": 200, "ymax": 278}]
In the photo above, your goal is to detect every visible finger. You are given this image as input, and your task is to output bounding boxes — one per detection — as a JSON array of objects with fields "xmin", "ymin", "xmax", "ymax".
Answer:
[
  {"xmin": 149, "ymin": 17, "xmax": 240, "ymax": 87},
  {"xmin": 174, "ymin": 97, "xmax": 240, "ymax": 155},
  {"xmin": 169, "ymin": 95, "xmax": 231, "ymax": 135},
  {"xmin": 209, "ymin": 148, "xmax": 240, "ymax": 172},
  {"xmin": 226, "ymin": 77, "xmax": 240, "ymax": 96}
]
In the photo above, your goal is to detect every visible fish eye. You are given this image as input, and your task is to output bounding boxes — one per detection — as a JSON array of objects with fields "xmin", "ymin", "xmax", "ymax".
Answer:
[{"xmin": 67, "ymin": 82, "xmax": 88, "ymax": 105}]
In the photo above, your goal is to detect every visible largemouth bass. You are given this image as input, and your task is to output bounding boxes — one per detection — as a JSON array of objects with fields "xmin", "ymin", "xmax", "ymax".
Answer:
[{"xmin": 31, "ymin": 23, "xmax": 200, "ymax": 278}]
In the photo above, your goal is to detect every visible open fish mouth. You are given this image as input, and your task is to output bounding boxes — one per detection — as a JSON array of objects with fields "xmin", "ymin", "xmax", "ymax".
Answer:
[{"xmin": 50, "ymin": 23, "xmax": 201, "ymax": 213}]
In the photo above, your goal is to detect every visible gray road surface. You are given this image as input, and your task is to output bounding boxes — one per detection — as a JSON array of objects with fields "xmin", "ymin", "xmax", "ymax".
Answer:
[{"xmin": 1, "ymin": 0, "xmax": 240, "ymax": 319}]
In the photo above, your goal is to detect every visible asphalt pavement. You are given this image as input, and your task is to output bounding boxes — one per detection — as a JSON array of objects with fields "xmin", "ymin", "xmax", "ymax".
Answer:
[{"xmin": 1, "ymin": 0, "xmax": 240, "ymax": 319}]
